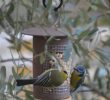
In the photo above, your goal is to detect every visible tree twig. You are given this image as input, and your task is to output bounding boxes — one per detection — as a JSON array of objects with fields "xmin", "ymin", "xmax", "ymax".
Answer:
[
  {"xmin": 0, "ymin": 57, "xmax": 32, "ymax": 63},
  {"xmin": 83, "ymin": 84, "xmax": 110, "ymax": 100}
]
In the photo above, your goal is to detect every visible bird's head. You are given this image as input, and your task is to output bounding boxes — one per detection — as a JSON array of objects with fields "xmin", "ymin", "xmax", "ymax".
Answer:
[{"xmin": 74, "ymin": 65, "xmax": 86, "ymax": 77}]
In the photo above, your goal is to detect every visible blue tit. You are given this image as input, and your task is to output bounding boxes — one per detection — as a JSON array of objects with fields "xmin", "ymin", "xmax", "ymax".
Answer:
[
  {"xmin": 16, "ymin": 68, "xmax": 68, "ymax": 87},
  {"xmin": 70, "ymin": 65, "xmax": 86, "ymax": 92}
]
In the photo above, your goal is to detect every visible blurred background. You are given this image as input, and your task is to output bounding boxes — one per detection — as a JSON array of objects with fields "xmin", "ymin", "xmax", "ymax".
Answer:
[{"xmin": 0, "ymin": 0, "xmax": 110, "ymax": 100}]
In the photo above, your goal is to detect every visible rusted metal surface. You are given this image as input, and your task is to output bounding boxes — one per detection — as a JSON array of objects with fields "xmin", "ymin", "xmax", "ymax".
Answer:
[
  {"xmin": 33, "ymin": 36, "xmax": 70, "ymax": 100},
  {"xmin": 22, "ymin": 26, "xmax": 69, "ymax": 36}
]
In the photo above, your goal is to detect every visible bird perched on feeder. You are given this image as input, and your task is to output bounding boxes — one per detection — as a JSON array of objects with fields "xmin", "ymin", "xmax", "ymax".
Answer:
[
  {"xmin": 16, "ymin": 68, "xmax": 68, "ymax": 87},
  {"xmin": 70, "ymin": 65, "xmax": 86, "ymax": 92}
]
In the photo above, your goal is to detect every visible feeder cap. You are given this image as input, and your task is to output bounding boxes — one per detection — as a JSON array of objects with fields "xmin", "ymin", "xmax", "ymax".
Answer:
[{"xmin": 22, "ymin": 26, "xmax": 72, "ymax": 36}]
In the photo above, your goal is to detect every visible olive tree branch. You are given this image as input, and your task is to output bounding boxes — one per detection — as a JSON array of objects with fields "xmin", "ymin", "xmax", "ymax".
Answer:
[
  {"xmin": 0, "ymin": 57, "xmax": 32, "ymax": 63},
  {"xmin": 83, "ymin": 84, "xmax": 110, "ymax": 100}
]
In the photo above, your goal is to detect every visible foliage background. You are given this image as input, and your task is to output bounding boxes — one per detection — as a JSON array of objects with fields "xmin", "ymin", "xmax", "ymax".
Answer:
[{"xmin": 0, "ymin": 0, "xmax": 110, "ymax": 100}]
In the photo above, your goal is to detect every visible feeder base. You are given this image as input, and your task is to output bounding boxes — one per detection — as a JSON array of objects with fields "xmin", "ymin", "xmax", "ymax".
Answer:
[{"xmin": 35, "ymin": 96, "xmax": 72, "ymax": 100}]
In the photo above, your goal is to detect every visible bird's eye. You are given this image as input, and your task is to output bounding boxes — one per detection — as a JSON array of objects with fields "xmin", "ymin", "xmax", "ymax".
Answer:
[
  {"xmin": 63, "ymin": 71, "xmax": 68, "ymax": 75},
  {"xmin": 79, "ymin": 73, "xmax": 84, "ymax": 77}
]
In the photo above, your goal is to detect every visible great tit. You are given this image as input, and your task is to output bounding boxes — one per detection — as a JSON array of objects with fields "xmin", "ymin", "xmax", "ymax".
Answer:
[{"xmin": 16, "ymin": 68, "xmax": 68, "ymax": 87}]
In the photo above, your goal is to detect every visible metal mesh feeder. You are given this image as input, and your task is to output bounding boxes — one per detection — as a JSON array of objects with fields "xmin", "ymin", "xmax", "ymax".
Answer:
[{"xmin": 22, "ymin": 26, "xmax": 72, "ymax": 100}]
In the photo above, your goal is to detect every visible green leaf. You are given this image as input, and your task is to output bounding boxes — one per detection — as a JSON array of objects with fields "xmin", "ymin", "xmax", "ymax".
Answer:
[
  {"xmin": 5, "ymin": 38, "xmax": 14, "ymax": 43},
  {"xmin": 0, "ymin": 66, "xmax": 6, "ymax": 84},
  {"xmin": 90, "ymin": 1, "xmax": 110, "ymax": 10},
  {"xmin": 39, "ymin": 52, "xmax": 46, "ymax": 64},
  {"xmin": 0, "ymin": 83, "xmax": 6, "ymax": 93},
  {"xmin": 102, "ymin": 38, "xmax": 110, "ymax": 46},
  {"xmin": 23, "ymin": 40, "xmax": 31, "ymax": 45},
  {"xmin": 97, "ymin": 15, "xmax": 110, "ymax": 26},
  {"xmin": 107, "ymin": 75, "xmax": 110, "ymax": 90},
  {"xmin": 6, "ymin": 3, "xmax": 14, "ymax": 16},
  {"xmin": 25, "ymin": 91, "xmax": 34, "ymax": 100},
  {"xmin": 7, "ymin": 83, "xmax": 13, "ymax": 95},
  {"xmin": 27, "ymin": 9, "xmax": 33, "ymax": 21},
  {"xmin": 98, "ymin": 78, "xmax": 103, "ymax": 89},
  {"xmin": 77, "ymin": 28, "xmax": 90, "ymax": 40},
  {"xmin": 94, "ymin": 67, "xmax": 100, "ymax": 81},
  {"xmin": 7, "ymin": 75, "xmax": 17, "ymax": 93},
  {"xmin": 0, "ymin": 93, "xmax": 6, "ymax": 100},
  {"xmin": 77, "ymin": 27, "xmax": 98, "ymax": 41},
  {"xmin": 89, "ymin": 5, "xmax": 98, "ymax": 11},
  {"xmin": 19, "ymin": 68, "xmax": 25, "ymax": 77},
  {"xmin": 26, "ymin": 94, "xmax": 33, "ymax": 100},
  {"xmin": 72, "ymin": 43, "xmax": 80, "ymax": 57},
  {"xmin": 77, "ymin": 42, "xmax": 89, "ymax": 55},
  {"xmin": 21, "ymin": 0, "xmax": 32, "ymax": 10},
  {"xmin": 95, "ymin": 49, "xmax": 109, "ymax": 63},
  {"xmin": 72, "ymin": 15, "xmax": 81, "ymax": 27},
  {"xmin": 12, "ymin": 67, "xmax": 19, "ymax": 79},
  {"xmin": 63, "ymin": 18, "xmax": 74, "ymax": 26},
  {"xmin": 73, "ymin": 0, "xmax": 80, "ymax": 5},
  {"xmin": 94, "ymin": 49, "xmax": 109, "ymax": 65},
  {"xmin": 23, "ymin": 89, "xmax": 33, "ymax": 95},
  {"xmin": 64, "ymin": 24, "xmax": 73, "ymax": 33},
  {"xmin": 23, "ymin": 41, "xmax": 33, "ymax": 52},
  {"xmin": 13, "ymin": 95, "xmax": 22, "ymax": 100},
  {"xmin": 46, "ymin": 36, "xmax": 55, "ymax": 44},
  {"xmin": 58, "ymin": 10, "xmax": 72, "ymax": 15},
  {"xmin": 6, "ymin": 16, "xmax": 15, "ymax": 28},
  {"xmin": 0, "ymin": 10, "xmax": 4, "ymax": 27},
  {"xmin": 101, "ymin": 0, "xmax": 110, "ymax": 9},
  {"xmin": 15, "ymin": 85, "xmax": 24, "ymax": 94},
  {"xmin": 0, "ymin": 10, "xmax": 4, "ymax": 20},
  {"xmin": 8, "ymin": 75, "xmax": 14, "ymax": 83},
  {"xmin": 47, "ymin": 0, "xmax": 52, "ymax": 10}
]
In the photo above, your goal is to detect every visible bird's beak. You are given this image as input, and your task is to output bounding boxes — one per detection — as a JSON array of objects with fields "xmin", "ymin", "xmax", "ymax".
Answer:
[
  {"xmin": 74, "ymin": 67, "xmax": 77, "ymax": 70},
  {"xmin": 73, "ymin": 67, "xmax": 77, "ymax": 72}
]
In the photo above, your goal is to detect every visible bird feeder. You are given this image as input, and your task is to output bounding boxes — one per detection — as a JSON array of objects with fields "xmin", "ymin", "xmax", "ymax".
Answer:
[{"xmin": 22, "ymin": 26, "xmax": 72, "ymax": 100}]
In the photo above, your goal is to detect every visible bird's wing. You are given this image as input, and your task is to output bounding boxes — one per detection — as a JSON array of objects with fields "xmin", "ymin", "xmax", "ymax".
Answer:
[{"xmin": 33, "ymin": 71, "xmax": 52, "ymax": 87}]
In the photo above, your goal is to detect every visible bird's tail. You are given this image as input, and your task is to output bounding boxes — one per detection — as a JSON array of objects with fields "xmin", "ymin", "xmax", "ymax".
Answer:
[{"xmin": 16, "ymin": 79, "xmax": 36, "ymax": 86}]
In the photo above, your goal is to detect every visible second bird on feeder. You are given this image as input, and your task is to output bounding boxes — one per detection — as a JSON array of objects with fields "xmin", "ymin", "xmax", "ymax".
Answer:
[{"xmin": 70, "ymin": 65, "xmax": 86, "ymax": 92}]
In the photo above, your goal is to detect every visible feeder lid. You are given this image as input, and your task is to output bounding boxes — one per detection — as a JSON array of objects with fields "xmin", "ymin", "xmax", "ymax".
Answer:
[{"xmin": 22, "ymin": 26, "xmax": 73, "ymax": 36}]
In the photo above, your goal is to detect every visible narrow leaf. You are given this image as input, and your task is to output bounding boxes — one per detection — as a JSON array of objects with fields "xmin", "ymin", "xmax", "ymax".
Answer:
[
  {"xmin": 12, "ymin": 67, "xmax": 19, "ymax": 79},
  {"xmin": 39, "ymin": 53, "xmax": 46, "ymax": 64},
  {"xmin": 0, "ymin": 66, "xmax": 6, "ymax": 83},
  {"xmin": 6, "ymin": 3, "xmax": 14, "ymax": 15},
  {"xmin": 72, "ymin": 43, "xmax": 80, "ymax": 57}
]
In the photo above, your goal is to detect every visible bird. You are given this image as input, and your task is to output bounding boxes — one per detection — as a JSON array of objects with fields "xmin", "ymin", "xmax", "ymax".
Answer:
[
  {"xmin": 16, "ymin": 68, "xmax": 68, "ymax": 87},
  {"xmin": 70, "ymin": 65, "xmax": 86, "ymax": 92}
]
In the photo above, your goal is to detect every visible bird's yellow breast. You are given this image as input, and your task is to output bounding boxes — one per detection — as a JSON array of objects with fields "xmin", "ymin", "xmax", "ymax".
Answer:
[{"xmin": 70, "ymin": 71, "xmax": 81, "ymax": 88}]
